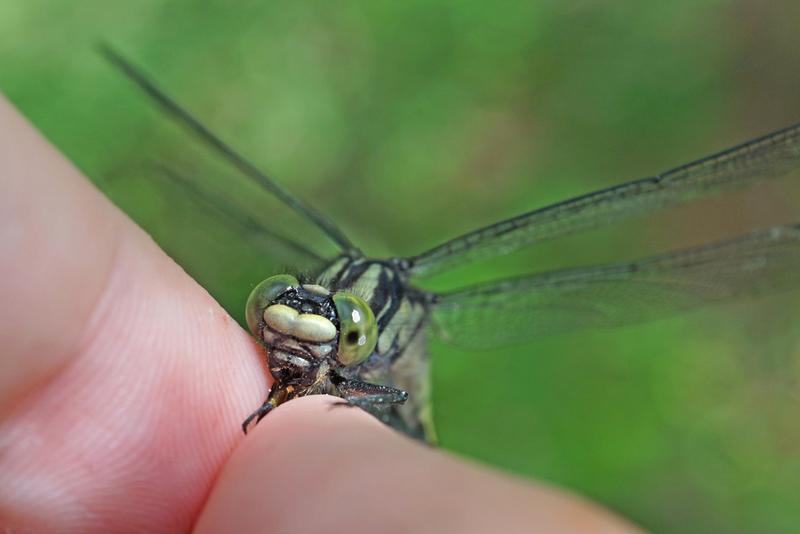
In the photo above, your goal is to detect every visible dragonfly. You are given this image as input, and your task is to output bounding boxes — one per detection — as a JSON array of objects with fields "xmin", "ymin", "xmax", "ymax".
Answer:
[{"xmin": 102, "ymin": 46, "xmax": 800, "ymax": 443}]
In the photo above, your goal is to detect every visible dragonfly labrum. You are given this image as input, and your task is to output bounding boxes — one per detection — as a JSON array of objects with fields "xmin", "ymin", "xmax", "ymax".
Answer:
[{"xmin": 103, "ymin": 46, "xmax": 800, "ymax": 443}]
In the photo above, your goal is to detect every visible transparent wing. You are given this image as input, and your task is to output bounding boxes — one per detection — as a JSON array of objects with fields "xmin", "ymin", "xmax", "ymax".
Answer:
[
  {"xmin": 155, "ymin": 164, "xmax": 325, "ymax": 265},
  {"xmin": 100, "ymin": 44, "xmax": 356, "ymax": 252},
  {"xmin": 99, "ymin": 46, "xmax": 337, "ymax": 325},
  {"xmin": 409, "ymin": 123, "xmax": 800, "ymax": 277},
  {"xmin": 432, "ymin": 225, "xmax": 800, "ymax": 348},
  {"xmin": 114, "ymin": 160, "xmax": 331, "ymax": 326}
]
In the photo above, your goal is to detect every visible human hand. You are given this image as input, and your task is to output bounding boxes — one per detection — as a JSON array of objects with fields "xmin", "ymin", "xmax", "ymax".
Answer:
[{"xmin": 0, "ymin": 96, "xmax": 641, "ymax": 533}]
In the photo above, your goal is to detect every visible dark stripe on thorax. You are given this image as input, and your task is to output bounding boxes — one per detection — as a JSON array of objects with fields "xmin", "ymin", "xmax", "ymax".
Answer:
[
  {"xmin": 337, "ymin": 260, "xmax": 372, "ymax": 289},
  {"xmin": 330, "ymin": 257, "xmax": 356, "ymax": 287},
  {"xmin": 325, "ymin": 259, "xmax": 416, "ymax": 353},
  {"xmin": 376, "ymin": 271, "xmax": 404, "ymax": 332},
  {"xmin": 367, "ymin": 268, "xmax": 392, "ymax": 316}
]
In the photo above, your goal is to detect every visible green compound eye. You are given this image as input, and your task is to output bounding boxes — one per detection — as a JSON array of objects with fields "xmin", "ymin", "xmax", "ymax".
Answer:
[
  {"xmin": 246, "ymin": 274, "xmax": 299, "ymax": 335},
  {"xmin": 333, "ymin": 292, "xmax": 378, "ymax": 366}
]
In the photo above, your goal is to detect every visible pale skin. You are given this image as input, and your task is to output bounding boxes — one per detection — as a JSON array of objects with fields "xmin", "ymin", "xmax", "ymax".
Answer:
[{"xmin": 0, "ymin": 95, "xmax": 642, "ymax": 533}]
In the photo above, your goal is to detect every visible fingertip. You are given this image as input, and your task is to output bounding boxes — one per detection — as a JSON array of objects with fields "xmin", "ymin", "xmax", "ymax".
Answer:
[
  {"xmin": 196, "ymin": 395, "xmax": 390, "ymax": 532},
  {"xmin": 196, "ymin": 395, "xmax": 641, "ymax": 534}
]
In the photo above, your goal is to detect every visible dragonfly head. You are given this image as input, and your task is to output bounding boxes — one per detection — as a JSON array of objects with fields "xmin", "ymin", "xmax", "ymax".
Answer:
[{"xmin": 246, "ymin": 275, "xmax": 378, "ymax": 382}]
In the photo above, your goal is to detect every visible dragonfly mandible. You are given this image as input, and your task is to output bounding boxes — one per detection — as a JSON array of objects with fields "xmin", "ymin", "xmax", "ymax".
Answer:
[{"xmin": 103, "ymin": 46, "xmax": 800, "ymax": 443}]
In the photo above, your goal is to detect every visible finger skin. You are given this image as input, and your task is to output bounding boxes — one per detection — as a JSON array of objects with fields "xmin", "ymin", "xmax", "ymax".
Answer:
[
  {"xmin": 196, "ymin": 396, "xmax": 642, "ymax": 534},
  {"xmin": 0, "ymin": 93, "xmax": 121, "ymax": 410},
  {"xmin": 0, "ymin": 96, "xmax": 267, "ymax": 531},
  {"xmin": 0, "ymin": 96, "xmax": 641, "ymax": 533}
]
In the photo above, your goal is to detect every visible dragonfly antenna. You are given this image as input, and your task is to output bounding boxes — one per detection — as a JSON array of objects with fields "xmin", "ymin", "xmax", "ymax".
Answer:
[{"xmin": 98, "ymin": 43, "xmax": 357, "ymax": 253}]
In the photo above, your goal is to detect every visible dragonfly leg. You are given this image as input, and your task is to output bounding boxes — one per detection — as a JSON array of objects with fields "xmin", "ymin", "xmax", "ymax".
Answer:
[
  {"xmin": 241, "ymin": 400, "xmax": 274, "ymax": 434},
  {"xmin": 331, "ymin": 376, "xmax": 408, "ymax": 410},
  {"xmin": 241, "ymin": 383, "xmax": 294, "ymax": 434}
]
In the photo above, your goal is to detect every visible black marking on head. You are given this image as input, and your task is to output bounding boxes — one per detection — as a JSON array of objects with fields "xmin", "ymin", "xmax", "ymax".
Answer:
[{"xmin": 273, "ymin": 286, "xmax": 338, "ymax": 324}]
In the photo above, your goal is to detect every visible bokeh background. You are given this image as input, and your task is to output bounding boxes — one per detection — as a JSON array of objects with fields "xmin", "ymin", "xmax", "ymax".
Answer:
[{"xmin": 3, "ymin": 1, "xmax": 800, "ymax": 531}]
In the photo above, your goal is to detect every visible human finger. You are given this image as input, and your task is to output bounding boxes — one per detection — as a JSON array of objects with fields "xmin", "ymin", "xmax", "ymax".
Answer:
[
  {"xmin": 196, "ymin": 395, "xmax": 642, "ymax": 534},
  {"xmin": 0, "ymin": 96, "xmax": 266, "ymax": 532}
]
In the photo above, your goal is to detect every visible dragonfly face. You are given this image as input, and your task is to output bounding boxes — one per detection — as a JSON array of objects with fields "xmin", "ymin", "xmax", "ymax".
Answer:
[
  {"xmin": 242, "ymin": 271, "xmax": 377, "ymax": 425},
  {"xmin": 104, "ymin": 46, "xmax": 800, "ymax": 444},
  {"xmin": 249, "ymin": 276, "xmax": 342, "ymax": 381},
  {"xmin": 241, "ymin": 257, "xmax": 433, "ymax": 438}
]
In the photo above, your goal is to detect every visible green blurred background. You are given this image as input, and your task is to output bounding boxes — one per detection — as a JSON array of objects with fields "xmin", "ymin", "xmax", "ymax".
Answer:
[{"xmin": 3, "ymin": 1, "xmax": 800, "ymax": 531}]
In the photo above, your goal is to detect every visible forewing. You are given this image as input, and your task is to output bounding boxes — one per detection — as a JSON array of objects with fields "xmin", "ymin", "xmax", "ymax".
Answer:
[
  {"xmin": 432, "ymin": 225, "xmax": 800, "ymax": 348},
  {"xmin": 108, "ymin": 158, "xmax": 329, "ymax": 326},
  {"xmin": 155, "ymin": 164, "xmax": 324, "ymax": 265},
  {"xmin": 97, "ymin": 48, "xmax": 338, "ymax": 325},
  {"xmin": 101, "ymin": 45, "xmax": 355, "ymax": 252},
  {"xmin": 409, "ymin": 123, "xmax": 800, "ymax": 277}
]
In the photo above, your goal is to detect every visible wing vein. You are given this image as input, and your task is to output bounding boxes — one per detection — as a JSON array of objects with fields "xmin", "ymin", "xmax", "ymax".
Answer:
[
  {"xmin": 100, "ymin": 43, "xmax": 357, "ymax": 253},
  {"xmin": 432, "ymin": 225, "xmax": 800, "ymax": 348},
  {"xmin": 409, "ymin": 122, "xmax": 800, "ymax": 277}
]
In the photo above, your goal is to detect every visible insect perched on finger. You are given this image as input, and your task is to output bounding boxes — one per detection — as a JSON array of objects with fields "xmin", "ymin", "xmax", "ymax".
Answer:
[{"xmin": 104, "ymin": 45, "xmax": 800, "ymax": 443}]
